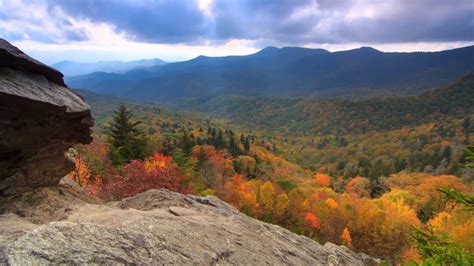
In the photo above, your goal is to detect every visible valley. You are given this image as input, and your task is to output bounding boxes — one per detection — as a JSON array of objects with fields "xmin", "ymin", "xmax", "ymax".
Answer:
[{"xmin": 72, "ymin": 70, "xmax": 474, "ymax": 263}]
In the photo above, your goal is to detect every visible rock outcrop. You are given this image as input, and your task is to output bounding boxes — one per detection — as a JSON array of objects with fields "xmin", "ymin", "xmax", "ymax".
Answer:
[
  {"xmin": 0, "ymin": 39, "xmax": 376, "ymax": 265},
  {"xmin": 0, "ymin": 38, "xmax": 93, "ymax": 195},
  {"xmin": 1, "ymin": 188, "xmax": 374, "ymax": 265}
]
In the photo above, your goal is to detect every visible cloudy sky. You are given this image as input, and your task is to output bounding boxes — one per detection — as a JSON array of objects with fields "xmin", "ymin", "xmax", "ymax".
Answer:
[{"xmin": 1, "ymin": 0, "xmax": 473, "ymax": 64}]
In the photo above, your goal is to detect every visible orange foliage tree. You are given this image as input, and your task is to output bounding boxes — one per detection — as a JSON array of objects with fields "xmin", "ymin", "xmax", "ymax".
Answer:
[
  {"xmin": 223, "ymin": 174, "xmax": 246, "ymax": 209},
  {"xmin": 72, "ymin": 155, "xmax": 90, "ymax": 187},
  {"xmin": 325, "ymin": 198, "xmax": 338, "ymax": 209},
  {"xmin": 341, "ymin": 227, "xmax": 352, "ymax": 248},
  {"xmin": 345, "ymin": 176, "xmax": 371, "ymax": 197},
  {"xmin": 72, "ymin": 154, "xmax": 103, "ymax": 196},
  {"xmin": 314, "ymin": 173, "xmax": 331, "ymax": 187}
]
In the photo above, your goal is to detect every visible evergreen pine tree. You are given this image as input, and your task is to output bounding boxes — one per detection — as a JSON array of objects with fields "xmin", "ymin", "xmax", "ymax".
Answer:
[
  {"xmin": 107, "ymin": 104, "xmax": 148, "ymax": 165},
  {"xmin": 182, "ymin": 131, "xmax": 196, "ymax": 155},
  {"xmin": 215, "ymin": 129, "xmax": 225, "ymax": 149},
  {"xmin": 441, "ymin": 145, "xmax": 452, "ymax": 163},
  {"xmin": 244, "ymin": 136, "xmax": 251, "ymax": 154},
  {"xmin": 463, "ymin": 117, "xmax": 470, "ymax": 133},
  {"xmin": 229, "ymin": 135, "xmax": 243, "ymax": 157}
]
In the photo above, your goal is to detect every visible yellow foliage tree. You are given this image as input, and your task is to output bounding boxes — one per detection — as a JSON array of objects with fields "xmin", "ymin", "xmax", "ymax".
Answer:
[
  {"xmin": 274, "ymin": 193, "xmax": 289, "ymax": 223},
  {"xmin": 259, "ymin": 181, "xmax": 276, "ymax": 213},
  {"xmin": 325, "ymin": 198, "xmax": 338, "ymax": 209},
  {"xmin": 349, "ymin": 197, "xmax": 421, "ymax": 262}
]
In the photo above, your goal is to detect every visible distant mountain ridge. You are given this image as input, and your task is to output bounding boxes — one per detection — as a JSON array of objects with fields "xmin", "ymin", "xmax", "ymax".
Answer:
[
  {"xmin": 66, "ymin": 45, "xmax": 474, "ymax": 101},
  {"xmin": 52, "ymin": 58, "xmax": 167, "ymax": 76}
]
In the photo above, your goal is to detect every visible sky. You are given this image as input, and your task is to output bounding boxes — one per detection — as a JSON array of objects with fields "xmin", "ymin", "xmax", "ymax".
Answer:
[{"xmin": 1, "ymin": 0, "xmax": 473, "ymax": 64}]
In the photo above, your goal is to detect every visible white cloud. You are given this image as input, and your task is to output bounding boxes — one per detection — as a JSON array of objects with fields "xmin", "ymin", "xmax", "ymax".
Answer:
[
  {"xmin": 198, "ymin": 0, "xmax": 214, "ymax": 17},
  {"xmin": 13, "ymin": 38, "xmax": 259, "ymax": 64},
  {"xmin": 1, "ymin": 0, "xmax": 473, "ymax": 63}
]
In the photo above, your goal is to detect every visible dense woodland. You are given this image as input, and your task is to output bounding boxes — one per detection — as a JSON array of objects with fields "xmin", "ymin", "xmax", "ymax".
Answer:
[{"xmin": 73, "ymin": 74, "xmax": 473, "ymax": 264}]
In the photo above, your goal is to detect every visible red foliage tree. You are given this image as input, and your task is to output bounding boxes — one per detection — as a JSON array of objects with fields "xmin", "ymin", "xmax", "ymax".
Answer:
[
  {"xmin": 99, "ymin": 153, "xmax": 189, "ymax": 200},
  {"xmin": 304, "ymin": 212, "xmax": 321, "ymax": 229}
]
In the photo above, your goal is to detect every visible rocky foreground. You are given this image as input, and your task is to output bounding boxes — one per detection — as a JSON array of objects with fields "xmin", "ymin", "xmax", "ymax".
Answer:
[
  {"xmin": 0, "ymin": 39, "xmax": 375, "ymax": 265},
  {"xmin": 1, "ymin": 182, "xmax": 374, "ymax": 265}
]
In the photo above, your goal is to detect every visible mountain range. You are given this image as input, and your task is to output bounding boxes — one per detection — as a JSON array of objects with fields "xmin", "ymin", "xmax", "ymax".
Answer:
[
  {"xmin": 66, "ymin": 46, "xmax": 474, "ymax": 102},
  {"xmin": 52, "ymin": 58, "xmax": 167, "ymax": 76}
]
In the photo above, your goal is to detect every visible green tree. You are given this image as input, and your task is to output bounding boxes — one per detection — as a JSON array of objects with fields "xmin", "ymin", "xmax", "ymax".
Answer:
[
  {"xmin": 181, "ymin": 131, "xmax": 195, "ymax": 155},
  {"xmin": 229, "ymin": 135, "xmax": 242, "ymax": 157},
  {"xmin": 463, "ymin": 117, "xmax": 470, "ymax": 134},
  {"xmin": 412, "ymin": 226, "xmax": 474, "ymax": 265},
  {"xmin": 107, "ymin": 104, "xmax": 148, "ymax": 165},
  {"xmin": 441, "ymin": 146, "xmax": 451, "ymax": 163},
  {"xmin": 215, "ymin": 129, "xmax": 225, "ymax": 149},
  {"xmin": 412, "ymin": 188, "xmax": 474, "ymax": 265},
  {"xmin": 244, "ymin": 136, "xmax": 251, "ymax": 154},
  {"xmin": 464, "ymin": 144, "xmax": 474, "ymax": 169}
]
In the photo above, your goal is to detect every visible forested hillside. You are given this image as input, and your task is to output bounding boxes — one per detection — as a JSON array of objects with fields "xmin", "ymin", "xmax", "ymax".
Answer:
[
  {"xmin": 73, "ymin": 72, "xmax": 474, "ymax": 263},
  {"xmin": 177, "ymin": 72, "xmax": 474, "ymax": 134},
  {"xmin": 176, "ymin": 73, "xmax": 474, "ymax": 181},
  {"xmin": 67, "ymin": 46, "xmax": 474, "ymax": 101}
]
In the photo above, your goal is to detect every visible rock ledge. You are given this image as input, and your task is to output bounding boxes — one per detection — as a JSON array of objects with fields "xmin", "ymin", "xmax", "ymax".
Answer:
[{"xmin": 1, "ymin": 188, "xmax": 375, "ymax": 265}]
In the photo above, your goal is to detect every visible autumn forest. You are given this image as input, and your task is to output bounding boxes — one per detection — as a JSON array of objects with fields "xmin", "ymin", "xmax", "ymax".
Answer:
[
  {"xmin": 71, "ymin": 72, "xmax": 474, "ymax": 264},
  {"xmin": 3, "ymin": 1, "xmax": 474, "ymax": 264}
]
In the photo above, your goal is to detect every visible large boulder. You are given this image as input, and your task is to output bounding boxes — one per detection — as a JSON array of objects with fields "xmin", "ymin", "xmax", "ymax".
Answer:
[
  {"xmin": 1, "ymin": 189, "xmax": 375, "ymax": 265},
  {"xmin": 0, "ymin": 39, "xmax": 93, "ymax": 195}
]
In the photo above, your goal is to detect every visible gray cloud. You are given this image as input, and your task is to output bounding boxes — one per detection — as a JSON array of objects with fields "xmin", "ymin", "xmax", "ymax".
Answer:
[
  {"xmin": 330, "ymin": 0, "xmax": 474, "ymax": 43},
  {"xmin": 209, "ymin": 0, "xmax": 474, "ymax": 44},
  {"xmin": 0, "ymin": 0, "xmax": 90, "ymax": 44},
  {"xmin": 4, "ymin": 0, "xmax": 474, "ymax": 45},
  {"xmin": 48, "ymin": 0, "xmax": 208, "ymax": 44}
]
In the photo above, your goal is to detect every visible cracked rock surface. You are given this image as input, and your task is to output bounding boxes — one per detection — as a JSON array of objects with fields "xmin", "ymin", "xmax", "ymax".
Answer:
[{"xmin": 1, "ymin": 188, "xmax": 375, "ymax": 265}]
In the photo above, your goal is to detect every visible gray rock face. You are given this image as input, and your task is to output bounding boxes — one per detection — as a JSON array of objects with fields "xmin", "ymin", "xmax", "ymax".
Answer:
[
  {"xmin": 0, "ymin": 39, "xmax": 65, "ymax": 87},
  {"xmin": 0, "ymin": 39, "xmax": 93, "ymax": 195},
  {"xmin": 0, "ymin": 188, "xmax": 375, "ymax": 265}
]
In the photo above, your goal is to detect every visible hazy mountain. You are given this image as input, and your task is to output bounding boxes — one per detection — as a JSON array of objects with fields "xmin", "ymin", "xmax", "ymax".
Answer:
[
  {"xmin": 52, "ymin": 58, "xmax": 167, "ymax": 76},
  {"xmin": 66, "ymin": 46, "xmax": 474, "ymax": 101}
]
